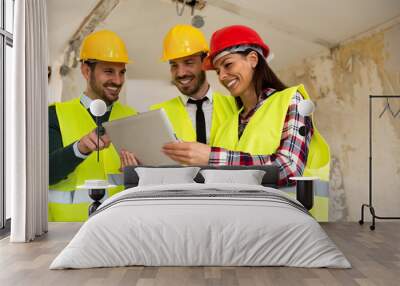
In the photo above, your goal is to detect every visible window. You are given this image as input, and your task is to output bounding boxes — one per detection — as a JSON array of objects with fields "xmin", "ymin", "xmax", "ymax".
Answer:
[
  {"xmin": 5, "ymin": 0, "xmax": 13, "ymax": 33},
  {"xmin": 1, "ymin": 0, "xmax": 14, "ymax": 234}
]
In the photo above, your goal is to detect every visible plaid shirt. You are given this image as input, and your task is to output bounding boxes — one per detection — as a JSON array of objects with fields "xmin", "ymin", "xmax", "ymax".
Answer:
[{"xmin": 209, "ymin": 88, "xmax": 313, "ymax": 186}]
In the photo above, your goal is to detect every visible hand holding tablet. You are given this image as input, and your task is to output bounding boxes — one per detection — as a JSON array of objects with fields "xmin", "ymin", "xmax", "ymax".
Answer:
[{"xmin": 103, "ymin": 109, "xmax": 178, "ymax": 165}]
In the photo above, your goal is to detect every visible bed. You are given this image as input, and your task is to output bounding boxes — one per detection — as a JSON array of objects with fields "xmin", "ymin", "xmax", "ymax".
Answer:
[{"xmin": 49, "ymin": 166, "xmax": 350, "ymax": 269}]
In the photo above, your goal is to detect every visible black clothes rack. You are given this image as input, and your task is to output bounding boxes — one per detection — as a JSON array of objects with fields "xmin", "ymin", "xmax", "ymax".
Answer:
[{"xmin": 359, "ymin": 95, "xmax": 400, "ymax": 230}]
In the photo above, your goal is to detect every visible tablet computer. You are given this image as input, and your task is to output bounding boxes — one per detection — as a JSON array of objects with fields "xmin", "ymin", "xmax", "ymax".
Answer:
[{"xmin": 103, "ymin": 109, "xmax": 178, "ymax": 165}]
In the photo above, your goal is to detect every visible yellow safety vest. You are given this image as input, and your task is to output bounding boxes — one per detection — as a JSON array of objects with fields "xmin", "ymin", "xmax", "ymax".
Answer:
[
  {"xmin": 150, "ymin": 92, "xmax": 237, "ymax": 142},
  {"xmin": 49, "ymin": 98, "xmax": 137, "ymax": 222},
  {"xmin": 212, "ymin": 85, "xmax": 331, "ymax": 221}
]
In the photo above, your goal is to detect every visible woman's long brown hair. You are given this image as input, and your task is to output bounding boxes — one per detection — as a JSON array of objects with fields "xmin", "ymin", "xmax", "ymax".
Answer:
[{"xmin": 236, "ymin": 49, "xmax": 287, "ymax": 107}]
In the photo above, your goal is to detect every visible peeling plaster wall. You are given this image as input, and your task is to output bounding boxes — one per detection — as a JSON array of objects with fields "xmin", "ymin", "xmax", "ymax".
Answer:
[{"xmin": 278, "ymin": 22, "xmax": 400, "ymax": 221}]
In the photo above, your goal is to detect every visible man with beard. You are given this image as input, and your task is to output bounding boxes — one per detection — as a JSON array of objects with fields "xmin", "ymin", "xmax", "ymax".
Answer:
[
  {"xmin": 150, "ymin": 25, "xmax": 237, "ymax": 145},
  {"xmin": 48, "ymin": 30, "xmax": 137, "ymax": 221}
]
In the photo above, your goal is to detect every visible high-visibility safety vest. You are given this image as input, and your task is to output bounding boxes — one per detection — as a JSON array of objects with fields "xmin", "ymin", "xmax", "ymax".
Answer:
[
  {"xmin": 211, "ymin": 85, "xmax": 331, "ymax": 221},
  {"xmin": 150, "ymin": 92, "xmax": 237, "ymax": 142},
  {"xmin": 49, "ymin": 98, "xmax": 137, "ymax": 222}
]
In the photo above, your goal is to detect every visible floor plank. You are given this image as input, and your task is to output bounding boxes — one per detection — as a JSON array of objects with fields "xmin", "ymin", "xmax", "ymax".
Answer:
[{"xmin": 0, "ymin": 222, "xmax": 399, "ymax": 286}]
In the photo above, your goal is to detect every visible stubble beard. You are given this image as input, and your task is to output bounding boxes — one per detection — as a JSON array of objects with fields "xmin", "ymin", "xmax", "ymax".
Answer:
[
  {"xmin": 176, "ymin": 71, "xmax": 206, "ymax": 97},
  {"xmin": 89, "ymin": 73, "xmax": 119, "ymax": 106}
]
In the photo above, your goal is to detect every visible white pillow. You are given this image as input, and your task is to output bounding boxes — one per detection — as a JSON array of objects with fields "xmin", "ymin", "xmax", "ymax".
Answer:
[
  {"xmin": 135, "ymin": 167, "xmax": 200, "ymax": 186},
  {"xmin": 200, "ymin": 169, "xmax": 266, "ymax": 185}
]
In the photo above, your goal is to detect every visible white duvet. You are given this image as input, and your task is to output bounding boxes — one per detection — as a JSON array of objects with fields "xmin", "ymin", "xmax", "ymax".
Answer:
[{"xmin": 50, "ymin": 183, "xmax": 351, "ymax": 269}]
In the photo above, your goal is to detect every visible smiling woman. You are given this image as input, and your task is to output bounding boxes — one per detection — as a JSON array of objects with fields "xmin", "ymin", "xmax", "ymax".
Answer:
[
  {"xmin": 164, "ymin": 25, "xmax": 330, "ymax": 186},
  {"xmin": 162, "ymin": 25, "xmax": 331, "ymax": 221}
]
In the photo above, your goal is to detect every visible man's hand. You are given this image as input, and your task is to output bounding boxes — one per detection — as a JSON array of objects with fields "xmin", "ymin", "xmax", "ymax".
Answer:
[
  {"xmin": 119, "ymin": 149, "xmax": 139, "ymax": 171},
  {"xmin": 162, "ymin": 142, "xmax": 211, "ymax": 165},
  {"xmin": 77, "ymin": 129, "xmax": 111, "ymax": 155}
]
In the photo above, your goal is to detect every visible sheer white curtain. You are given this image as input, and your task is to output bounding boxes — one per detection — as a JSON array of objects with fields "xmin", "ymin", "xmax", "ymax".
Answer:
[{"xmin": 7, "ymin": 0, "xmax": 48, "ymax": 242}]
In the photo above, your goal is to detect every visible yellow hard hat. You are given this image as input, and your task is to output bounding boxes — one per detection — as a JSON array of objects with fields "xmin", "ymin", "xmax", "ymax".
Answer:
[
  {"xmin": 162, "ymin": 24, "xmax": 209, "ymax": 61},
  {"xmin": 80, "ymin": 30, "xmax": 131, "ymax": 63}
]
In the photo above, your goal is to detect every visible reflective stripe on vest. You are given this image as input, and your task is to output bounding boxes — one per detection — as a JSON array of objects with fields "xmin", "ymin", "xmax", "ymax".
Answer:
[
  {"xmin": 150, "ymin": 92, "xmax": 237, "ymax": 142},
  {"xmin": 279, "ymin": 181, "xmax": 329, "ymax": 197},
  {"xmin": 212, "ymin": 85, "xmax": 331, "ymax": 221},
  {"xmin": 49, "ymin": 189, "xmax": 109, "ymax": 204},
  {"xmin": 49, "ymin": 98, "xmax": 136, "ymax": 222},
  {"xmin": 48, "ymin": 174, "xmax": 123, "ymax": 204}
]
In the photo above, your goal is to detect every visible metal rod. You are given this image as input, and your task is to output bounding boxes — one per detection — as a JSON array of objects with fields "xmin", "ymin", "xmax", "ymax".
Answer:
[
  {"xmin": 96, "ymin": 117, "xmax": 99, "ymax": 162},
  {"xmin": 369, "ymin": 95, "xmax": 372, "ymax": 206},
  {"xmin": 369, "ymin": 95, "xmax": 400, "ymax": 98},
  {"xmin": 359, "ymin": 95, "xmax": 400, "ymax": 230}
]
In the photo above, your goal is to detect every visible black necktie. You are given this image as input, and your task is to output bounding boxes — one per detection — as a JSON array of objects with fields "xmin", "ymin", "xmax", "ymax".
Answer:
[{"xmin": 187, "ymin": 97, "xmax": 208, "ymax": 144}]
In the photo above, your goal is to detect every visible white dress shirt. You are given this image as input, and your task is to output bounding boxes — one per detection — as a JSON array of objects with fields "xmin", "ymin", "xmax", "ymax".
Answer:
[{"xmin": 179, "ymin": 87, "xmax": 214, "ymax": 144}]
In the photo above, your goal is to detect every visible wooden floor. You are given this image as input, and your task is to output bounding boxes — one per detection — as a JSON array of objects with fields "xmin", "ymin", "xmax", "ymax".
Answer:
[{"xmin": 0, "ymin": 222, "xmax": 399, "ymax": 286}]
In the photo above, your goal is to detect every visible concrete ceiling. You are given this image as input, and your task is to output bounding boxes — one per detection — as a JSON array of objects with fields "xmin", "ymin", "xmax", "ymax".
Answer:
[
  {"xmin": 47, "ymin": 0, "xmax": 99, "ymax": 64},
  {"xmin": 47, "ymin": 0, "xmax": 400, "ymax": 80}
]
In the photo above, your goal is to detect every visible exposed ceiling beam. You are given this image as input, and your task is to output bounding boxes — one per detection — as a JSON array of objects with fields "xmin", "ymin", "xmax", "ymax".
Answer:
[{"xmin": 60, "ymin": 0, "xmax": 120, "ymax": 75}]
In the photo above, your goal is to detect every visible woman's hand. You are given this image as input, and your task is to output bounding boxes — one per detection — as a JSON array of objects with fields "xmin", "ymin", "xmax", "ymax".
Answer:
[
  {"xmin": 119, "ymin": 149, "xmax": 139, "ymax": 172},
  {"xmin": 162, "ymin": 142, "xmax": 211, "ymax": 165}
]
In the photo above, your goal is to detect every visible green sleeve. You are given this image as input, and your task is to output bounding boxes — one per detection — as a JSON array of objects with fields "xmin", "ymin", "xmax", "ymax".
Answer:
[{"xmin": 49, "ymin": 105, "xmax": 84, "ymax": 185}]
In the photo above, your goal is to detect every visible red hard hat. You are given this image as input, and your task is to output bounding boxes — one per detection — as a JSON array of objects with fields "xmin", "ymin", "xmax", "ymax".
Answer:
[{"xmin": 203, "ymin": 25, "xmax": 270, "ymax": 70}]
